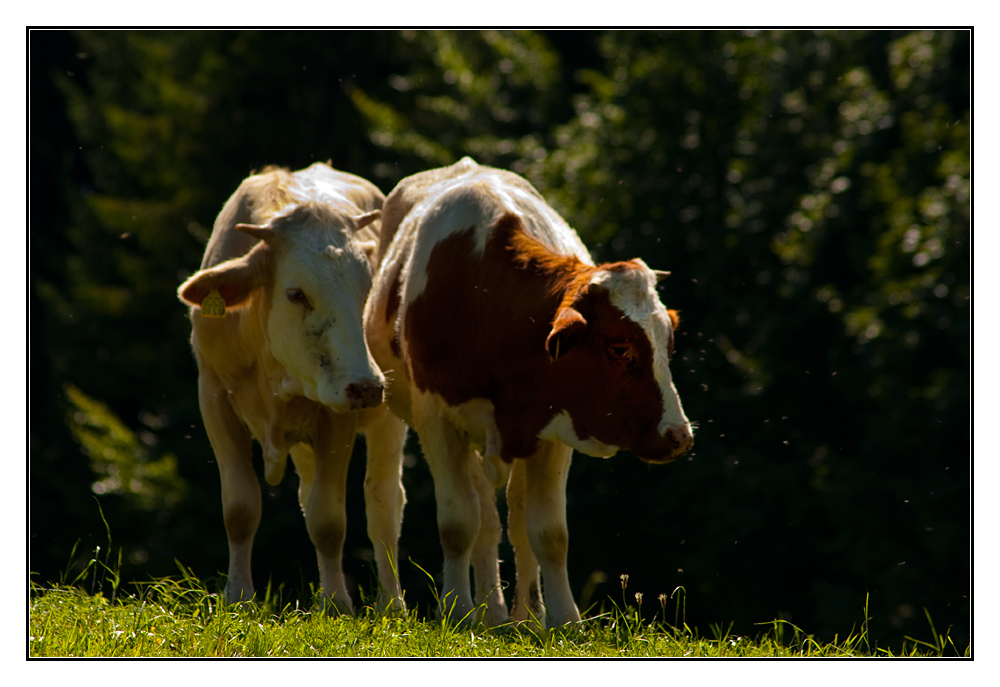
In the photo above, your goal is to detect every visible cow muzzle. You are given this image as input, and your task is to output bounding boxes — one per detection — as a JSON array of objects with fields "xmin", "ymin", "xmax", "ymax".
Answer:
[
  {"xmin": 316, "ymin": 376, "xmax": 385, "ymax": 412},
  {"xmin": 345, "ymin": 378, "xmax": 385, "ymax": 410},
  {"xmin": 636, "ymin": 423, "xmax": 694, "ymax": 465}
]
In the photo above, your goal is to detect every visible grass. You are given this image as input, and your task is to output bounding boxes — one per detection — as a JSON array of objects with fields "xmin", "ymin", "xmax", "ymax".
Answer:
[{"xmin": 28, "ymin": 557, "xmax": 968, "ymax": 658}]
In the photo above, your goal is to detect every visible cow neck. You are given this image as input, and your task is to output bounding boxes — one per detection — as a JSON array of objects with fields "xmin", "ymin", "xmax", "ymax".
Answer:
[{"xmin": 490, "ymin": 218, "xmax": 600, "ymax": 459}]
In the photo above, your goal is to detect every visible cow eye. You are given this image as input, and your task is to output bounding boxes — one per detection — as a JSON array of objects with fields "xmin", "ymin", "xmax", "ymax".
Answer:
[
  {"xmin": 286, "ymin": 288, "xmax": 310, "ymax": 308},
  {"xmin": 608, "ymin": 344, "xmax": 634, "ymax": 362}
]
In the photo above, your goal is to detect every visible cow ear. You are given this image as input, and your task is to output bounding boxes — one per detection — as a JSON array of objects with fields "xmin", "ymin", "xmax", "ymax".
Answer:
[
  {"xmin": 352, "ymin": 210, "xmax": 381, "ymax": 231},
  {"xmin": 667, "ymin": 309, "xmax": 680, "ymax": 331},
  {"xmin": 652, "ymin": 269, "xmax": 671, "ymax": 282},
  {"xmin": 545, "ymin": 305, "xmax": 588, "ymax": 361},
  {"xmin": 178, "ymin": 243, "xmax": 270, "ymax": 309}
]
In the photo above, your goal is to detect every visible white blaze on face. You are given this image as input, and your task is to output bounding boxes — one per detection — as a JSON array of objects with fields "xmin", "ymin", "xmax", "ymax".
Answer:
[
  {"xmin": 266, "ymin": 207, "xmax": 384, "ymax": 412},
  {"xmin": 591, "ymin": 262, "xmax": 691, "ymax": 436}
]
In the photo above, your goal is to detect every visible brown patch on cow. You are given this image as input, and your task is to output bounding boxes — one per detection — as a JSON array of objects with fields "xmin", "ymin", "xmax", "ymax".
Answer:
[
  {"xmin": 405, "ymin": 213, "xmax": 682, "ymax": 463},
  {"xmin": 405, "ymin": 220, "xmax": 565, "ymax": 460},
  {"xmin": 505, "ymin": 220, "xmax": 644, "ymax": 316}
]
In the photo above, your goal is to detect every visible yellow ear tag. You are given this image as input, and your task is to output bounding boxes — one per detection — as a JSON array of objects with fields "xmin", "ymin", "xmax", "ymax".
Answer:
[{"xmin": 201, "ymin": 288, "xmax": 227, "ymax": 318}]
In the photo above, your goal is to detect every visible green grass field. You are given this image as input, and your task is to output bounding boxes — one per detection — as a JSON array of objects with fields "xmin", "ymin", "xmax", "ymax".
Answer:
[{"xmin": 28, "ymin": 556, "xmax": 966, "ymax": 658}]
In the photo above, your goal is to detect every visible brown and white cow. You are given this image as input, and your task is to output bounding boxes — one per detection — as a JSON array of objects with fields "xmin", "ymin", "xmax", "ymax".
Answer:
[
  {"xmin": 178, "ymin": 163, "xmax": 406, "ymax": 614},
  {"xmin": 364, "ymin": 157, "xmax": 693, "ymax": 627}
]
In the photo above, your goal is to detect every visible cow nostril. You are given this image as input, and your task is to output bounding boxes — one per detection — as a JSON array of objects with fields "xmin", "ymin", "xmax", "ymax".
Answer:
[
  {"xmin": 346, "ymin": 380, "xmax": 384, "ymax": 409},
  {"xmin": 667, "ymin": 425, "xmax": 694, "ymax": 451}
]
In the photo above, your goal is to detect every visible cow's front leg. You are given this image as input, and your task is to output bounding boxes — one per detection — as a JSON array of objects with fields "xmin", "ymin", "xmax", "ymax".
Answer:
[
  {"xmin": 358, "ymin": 404, "xmax": 408, "ymax": 613},
  {"xmin": 414, "ymin": 393, "xmax": 480, "ymax": 624},
  {"xmin": 507, "ymin": 455, "xmax": 544, "ymax": 627},
  {"xmin": 470, "ymin": 454, "xmax": 508, "ymax": 626},
  {"xmin": 199, "ymin": 368, "xmax": 259, "ymax": 605},
  {"xmin": 525, "ymin": 441, "xmax": 581, "ymax": 626},
  {"xmin": 307, "ymin": 408, "xmax": 357, "ymax": 615}
]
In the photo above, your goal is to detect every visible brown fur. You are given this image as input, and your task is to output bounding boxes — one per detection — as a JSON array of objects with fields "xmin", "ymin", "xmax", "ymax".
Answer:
[{"xmin": 404, "ymin": 213, "xmax": 680, "ymax": 462}]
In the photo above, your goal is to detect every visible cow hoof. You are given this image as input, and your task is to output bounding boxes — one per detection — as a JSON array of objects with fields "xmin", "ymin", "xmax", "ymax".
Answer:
[
  {"xmin": 437, "ymin": 595, "xmax": 477, "ymax": 627},
  {"xmin": 320, "ymin": 594, "xmax": 354, "ymax": 617},
  {"xmin": 222, "ymin": 586, "xmax": 256, "ymax": 607},
  {"xmin": 483, "ymin": 607, "xmax": 510, "ymax": 628},
  {"xmin": 376, "ymin": 595, "xmax": 407, "ymax": 616}
]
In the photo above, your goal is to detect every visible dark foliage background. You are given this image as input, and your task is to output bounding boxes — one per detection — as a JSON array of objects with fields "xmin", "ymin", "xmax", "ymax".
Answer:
[{"xmin": 29, "ymin": 29, "xmax": 970, "ymax": 649}]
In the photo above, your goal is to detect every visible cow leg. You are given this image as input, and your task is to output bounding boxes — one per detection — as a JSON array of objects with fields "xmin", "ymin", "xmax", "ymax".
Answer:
[
  {"xmin": 413, "ymin": 395, "xmax": 480, "ymax": 624},
  {"xmin": 525, "ymin": 441, "xmax": 581, "ymax": 626},
  {"xmin": 358, "ymin": 405, "xmax": 408, "ymax": 613},
  {"xmin": 469, "ymin": 455, "xmax": 508, "ymax": 626},
  {"xmin": 199, "ymin": 369, "xmax": 259, "ymax": 604},
  {"xmin": 506, "ymin": 456, "xmax": 544, "ymax": 626},
  {"xmin": 306, "ymin": 408, "xmax": 357, "ymax": 615}
]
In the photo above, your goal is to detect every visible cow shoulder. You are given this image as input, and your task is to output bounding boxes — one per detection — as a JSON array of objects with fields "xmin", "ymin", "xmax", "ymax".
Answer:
[{"xmin": 377, "ymin": 157, "xmax": 481, "ymax": 264}]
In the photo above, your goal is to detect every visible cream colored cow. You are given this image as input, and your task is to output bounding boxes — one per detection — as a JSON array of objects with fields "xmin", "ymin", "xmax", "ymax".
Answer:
[{"xmin": 179, "ymin": 163, "xmax": 406, "ymax": 613}]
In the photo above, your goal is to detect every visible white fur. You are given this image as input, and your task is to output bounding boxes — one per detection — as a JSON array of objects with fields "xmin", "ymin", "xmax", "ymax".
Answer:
[
  {"xmin": 266, "ymin": 216, "xmax": 383, "ymax": 412},
  {"xmin": 181, "ymin": 164, "xmax": 405, "ymax": 613},
  {"xmin": 506, "ymin": 441, "xmax": 577, "ymax": 626},
  {"xmin": 537, "ymin": 410, "xmax": 620, "ymax": 458},
  {"xmin": 591, "ymin": 263, "xmax": 692, "ymax": 436}
]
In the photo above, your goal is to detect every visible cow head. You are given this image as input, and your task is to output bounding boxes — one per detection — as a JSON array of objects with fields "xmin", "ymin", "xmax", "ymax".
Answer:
[
  {"xmin": 179, "ymin": 202, "xmax": 385, "ymax": 412},
  {"xmin": 543, "ymin": 260, "xmax": 693, "ymax": 463}
]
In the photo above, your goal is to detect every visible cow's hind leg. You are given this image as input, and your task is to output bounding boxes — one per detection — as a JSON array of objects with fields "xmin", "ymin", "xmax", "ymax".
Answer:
[
  {"xmin": 199, "ymin": 368, "xmax": 259, "ymax": 605},
  {"xmin": 525, "ymin": 441, "xmax": 581, "ymax": 626},
  {"xmin": 358, "ymin": 404, "xmax": 407, "ymax": 613},
  {"xmin": 306, "ymin": 409, "xmax": 358, "ymax": 615}
]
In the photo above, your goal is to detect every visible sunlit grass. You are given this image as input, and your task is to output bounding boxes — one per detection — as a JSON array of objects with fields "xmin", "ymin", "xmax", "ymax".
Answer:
[{"xmin": 29, "ymin": 558, "xmax": 967, "ymax": 657}]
